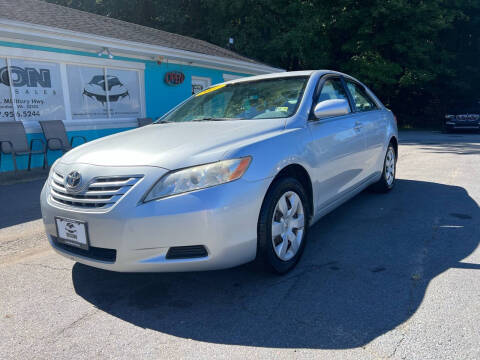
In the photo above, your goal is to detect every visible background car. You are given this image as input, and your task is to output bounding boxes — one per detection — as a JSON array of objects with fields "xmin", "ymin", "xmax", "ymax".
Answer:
[{"xmin": 444, "ymin": 102, "xmax": 480, "ymax": 132}]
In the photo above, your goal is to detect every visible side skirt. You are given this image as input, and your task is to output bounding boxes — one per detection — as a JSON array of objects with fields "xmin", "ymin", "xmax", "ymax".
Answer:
[{"xmin": 309, "ymin": 172, "xmax": 380, "ymax": 226}]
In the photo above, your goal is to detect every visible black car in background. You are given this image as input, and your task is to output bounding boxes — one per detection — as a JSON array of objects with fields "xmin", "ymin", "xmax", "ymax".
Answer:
[{"xmin": 444, "ymin": 103, "xmax": 480, "ymax": 132}]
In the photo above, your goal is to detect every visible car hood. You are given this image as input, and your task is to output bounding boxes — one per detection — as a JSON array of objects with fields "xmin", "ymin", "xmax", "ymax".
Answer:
[{"xmin": 60, "ymin": 120, "xmax": 285, "ymax": 170}]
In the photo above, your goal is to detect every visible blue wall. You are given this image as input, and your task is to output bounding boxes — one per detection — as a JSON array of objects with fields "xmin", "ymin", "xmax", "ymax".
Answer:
[
  {"xmin": 145, "ymin": 61, "xmax": 241, "ymax": 118},
  {"xmin": 0, "ymin": 128, "xmax": 134, "ymax": 172},
  {"xmin": 0, "ymin": 41, "xmax": 249, "ymax": 172}
]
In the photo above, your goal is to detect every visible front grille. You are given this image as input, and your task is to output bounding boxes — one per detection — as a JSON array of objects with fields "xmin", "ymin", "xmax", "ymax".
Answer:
[
  {"xmin": 51, "ymin": 236, "xmax": 116, "ymax": 262},
  {"xmin": 50, "ymin": 172, "xmax": 142, "ymax": 210},
  {"xmin": 166, "ymin": 245, "xmax": 208, "ymax": 259}
]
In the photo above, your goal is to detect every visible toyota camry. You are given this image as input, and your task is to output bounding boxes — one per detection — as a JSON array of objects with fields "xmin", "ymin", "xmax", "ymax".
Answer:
[{"xmin": 40, "ymin": 70, "xmax": 398, "ymax": 274}]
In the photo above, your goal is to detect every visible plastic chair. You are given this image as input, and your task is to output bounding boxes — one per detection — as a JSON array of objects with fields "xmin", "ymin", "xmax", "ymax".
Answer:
[{"xmin": 137, "ymin": 117, "xmax": 153, "ymax": 127}]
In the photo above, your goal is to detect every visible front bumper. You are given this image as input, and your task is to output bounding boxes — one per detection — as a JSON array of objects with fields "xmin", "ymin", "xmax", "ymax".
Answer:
[{"xmin": 40, "ymin": 164, "xmax": 271, "ymax": 272}]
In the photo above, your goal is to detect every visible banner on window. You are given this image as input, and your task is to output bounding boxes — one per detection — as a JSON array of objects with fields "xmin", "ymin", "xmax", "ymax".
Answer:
[
  {"xmin": 106, "ymin": 68, "xmax": 142, "ymax": 118},
  {"xmin": 0, "ymin": 59, "xmax": 65, "ymax": 121},
  {"xmin": 67, "ymin": 65, "xmax": 141, "ymax": 119}
]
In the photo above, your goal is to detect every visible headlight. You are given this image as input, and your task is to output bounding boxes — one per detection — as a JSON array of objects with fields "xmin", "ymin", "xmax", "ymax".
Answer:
[{"xmin": 143, "ymin": 157, "xmax": 252, "ymax": 202}]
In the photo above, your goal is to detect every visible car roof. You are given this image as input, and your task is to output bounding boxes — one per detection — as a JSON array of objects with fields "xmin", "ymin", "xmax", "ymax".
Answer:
[
  {"xmin": 223, "ymin": 70, "xmax": 356, "ymax": 85},
  {"xmin": 224, "ymin": 70, "xmax": 317, "ymax": 84}
]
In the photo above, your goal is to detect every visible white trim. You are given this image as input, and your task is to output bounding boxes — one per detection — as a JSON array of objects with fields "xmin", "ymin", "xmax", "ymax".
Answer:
[
  {"xmin": 0, "ymin": 35, "xmax": 261, "ymax": 75},
  {"xmin": 223, "ymin": 73, "xmax": 243, "ymax": 81},
  {"xmin": 191, "ymin": 76, "xmax": 212, "ymax": 85},
  {"xmin": 104, "ymin": 67, "xmax": 111, "ymax": 118},
  {"xmin": 59, "ymin": 63, "xmax": 72, "ymax": 121},
  {"xmin": 0, "ymin": 45, "xmax": 145, "ymax": 70},
  {"xmin": 0, "ymin": 19, "xmax": 282, "ymax": 75},
  {"xmin": 5, "ymin": 58, "xmax": 17, "ymax": 119},
  {"xmin": 23, "ymin": 117, "xmax": 137, "ymax": 133},
  {"xmin": 138, "ymin": 70, "xmax": 146, "ymax": 117}
]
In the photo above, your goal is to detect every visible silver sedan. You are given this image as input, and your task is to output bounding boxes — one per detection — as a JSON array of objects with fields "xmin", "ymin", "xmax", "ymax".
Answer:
[{"xmin": 40, "ymin": 70, "xmax": 398, "ymax": 274}]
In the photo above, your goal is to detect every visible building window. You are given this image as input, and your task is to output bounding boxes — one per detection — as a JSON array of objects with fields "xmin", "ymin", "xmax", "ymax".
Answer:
[
  {"xmin": 0, "ymin": 52, "xmax": 145, "ymax": 124},
  {"xmin": 0, "ymin": 58, "xmax": 65, "ymax": 121},
  {"xmin": 67, "ymin": 65, "xmax": 142, "ymax": 120},
  {"xmin": 191, "ymin": 76, "xmax": 211, "ymax": 95}
]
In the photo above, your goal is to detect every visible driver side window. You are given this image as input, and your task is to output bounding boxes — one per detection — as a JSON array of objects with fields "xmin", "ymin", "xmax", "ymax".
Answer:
[{"xmin": 318, "ymin": 78, "xmax": 349, "ymax": 103}]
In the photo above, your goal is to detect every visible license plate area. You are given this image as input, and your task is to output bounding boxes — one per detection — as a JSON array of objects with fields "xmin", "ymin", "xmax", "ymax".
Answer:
[{"xmin": 55, "ymin": 217, "xmax": 89, "ymax": 250}]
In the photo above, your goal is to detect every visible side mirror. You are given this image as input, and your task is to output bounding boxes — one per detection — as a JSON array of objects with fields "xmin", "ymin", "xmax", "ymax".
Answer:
[{"xmin": 313, "ymin": 99, "xmax": 350, "ymax": 119}]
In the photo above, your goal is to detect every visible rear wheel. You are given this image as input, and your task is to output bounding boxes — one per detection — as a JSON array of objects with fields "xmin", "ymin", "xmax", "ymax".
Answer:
[
  {"xmin": 257, "ymin": 177, "xmax": 309, "ymax": 274},
  {"xmin": 371, "ymin": 143, "xmax": 396, "ymax": 193}
]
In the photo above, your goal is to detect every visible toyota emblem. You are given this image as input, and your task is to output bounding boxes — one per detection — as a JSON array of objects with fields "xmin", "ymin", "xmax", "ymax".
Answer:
[{"xmin": 65, "ymin": 171, "xmax": 82, "ymax": 190}]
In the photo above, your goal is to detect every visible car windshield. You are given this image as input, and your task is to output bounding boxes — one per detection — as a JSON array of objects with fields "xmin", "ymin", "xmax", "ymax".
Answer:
[{"xmin": 157, "ymin": 76, "xmax": 308, "ymax": 122}]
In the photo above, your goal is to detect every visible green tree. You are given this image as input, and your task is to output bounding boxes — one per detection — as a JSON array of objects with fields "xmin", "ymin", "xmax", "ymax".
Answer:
[{"xmin": 47, "ymin": 0, "xmax": 480, "ymax": 128}]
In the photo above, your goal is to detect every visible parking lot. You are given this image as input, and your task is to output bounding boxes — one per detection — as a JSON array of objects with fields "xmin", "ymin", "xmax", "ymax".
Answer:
[{"xmin": 1, "ymin": 130, "xmax": 479, "ymax": 359}]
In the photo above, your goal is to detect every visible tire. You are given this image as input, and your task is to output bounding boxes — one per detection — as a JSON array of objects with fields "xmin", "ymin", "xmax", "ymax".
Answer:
[
  {"xmin": 371, "ymin": 143, "xmax": 397, "ymax": 193},
  {"xmin": 257, "ymin": 177, "xmax": 310, "ymax": 274}
]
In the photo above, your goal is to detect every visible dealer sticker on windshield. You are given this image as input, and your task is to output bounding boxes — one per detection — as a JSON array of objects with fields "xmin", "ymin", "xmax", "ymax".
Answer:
[
  {"xmin": 195, "ymin": 84, "xmax": 226, "ymax": 97},
  {"xmin": 55, "ymin": 217, "xmax": 89, "ymax": 250}
]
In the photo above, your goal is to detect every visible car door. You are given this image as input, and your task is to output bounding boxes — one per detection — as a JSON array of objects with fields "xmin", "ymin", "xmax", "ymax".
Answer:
[
  {"xmin": 306, "ymin": 76, "xmax": 368, "ymax": 210},
  {"xmin": 345, "ymin": 80, "xmax": 386, "ymax": 176}
]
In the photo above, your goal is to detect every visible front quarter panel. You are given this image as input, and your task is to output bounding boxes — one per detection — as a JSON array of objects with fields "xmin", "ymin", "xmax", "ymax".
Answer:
[
  {"xmin": 226, "ymin": 126, "xmax": 313, "ymax": 183},
  {"xmin": 224, "ymin": 72, "xmax": 322, "ymax": 182},
  {"xmin": 385, "ymin": 109, "xmax": 399, "ymax": 151}
]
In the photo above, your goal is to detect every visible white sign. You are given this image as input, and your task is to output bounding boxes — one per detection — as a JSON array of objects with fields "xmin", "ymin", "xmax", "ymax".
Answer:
[
  {"xmin": 106, "ymin": 68, "xmax": 142, "ymax": 118},
  {"xmin": 67, "ymin": 65, "xmax": 109, "ymax": 119},
  {"xmin": 0, "ymin": 59, "xmax": 65, "ymax": 121},
  {"xmin": 67, "ymin": 65, "xmax": 141, "ymax": 119}
]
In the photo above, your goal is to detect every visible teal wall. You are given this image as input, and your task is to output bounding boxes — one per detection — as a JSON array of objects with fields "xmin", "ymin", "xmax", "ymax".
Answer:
[
  {"xmin": 0, "ymin": 41, "xmax": 249, "ymax": 172},
  {"xmin": 1, "ymin": 128, "xmax": 134, "ymax": 172},
  {"xmin": 145, "ymin": 61, "xmax": 241, "ymax": 118}
]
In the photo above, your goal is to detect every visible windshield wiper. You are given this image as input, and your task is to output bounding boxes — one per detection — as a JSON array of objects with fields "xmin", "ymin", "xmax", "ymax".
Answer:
[
  {"xmin": 154, "ymin": 120, "xmax": 172, "ymax": 124},
  {"xmin": 192, "ymin": 117, "xmax": 243, "ymax": 122}
]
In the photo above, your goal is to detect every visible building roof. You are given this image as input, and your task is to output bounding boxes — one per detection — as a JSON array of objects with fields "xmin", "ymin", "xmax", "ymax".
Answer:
[{"xmin": 0, "ymin": 0, "xmax": 265, "ymax": 67}]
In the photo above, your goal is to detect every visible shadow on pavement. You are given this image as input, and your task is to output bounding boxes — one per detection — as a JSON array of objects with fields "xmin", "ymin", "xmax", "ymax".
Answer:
[
  {"xmin": 72, "ymin": 179, "xmax": 479, "ymax": 349},
  {"xmin": 400, "ymin": 131, "xmax": 480, "ymax": 155},
  {"xmin": 0, "ymin": 179, "xmax": 45, "ymax": 228}
]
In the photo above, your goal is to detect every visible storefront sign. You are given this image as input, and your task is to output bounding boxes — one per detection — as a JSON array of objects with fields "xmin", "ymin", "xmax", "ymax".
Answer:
[
  {"xmin": 67, "ymin": 65, "xmax": 142, "ymax": 119},
  {"xmin": 0, "ymin": 59, "xmax": 65, "ymax": 121},
  {"xmin": 164, "ymin": 71, "xmax": 185, "ymax": 86},
  {"xmin": 106, "ymin": 68, "xmax": 142, "ymax": 118}
]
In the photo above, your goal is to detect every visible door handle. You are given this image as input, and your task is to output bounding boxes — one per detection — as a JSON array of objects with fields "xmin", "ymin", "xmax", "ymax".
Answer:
[{"xmin": 354, "ymin": 121, "xmax": 363, "ymax": 130}]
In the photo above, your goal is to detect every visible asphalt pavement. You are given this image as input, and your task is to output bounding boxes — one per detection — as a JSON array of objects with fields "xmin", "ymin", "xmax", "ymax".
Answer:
[{"xmin": 1, "ymin": 131, "xmax": 479, "ymax": 359}]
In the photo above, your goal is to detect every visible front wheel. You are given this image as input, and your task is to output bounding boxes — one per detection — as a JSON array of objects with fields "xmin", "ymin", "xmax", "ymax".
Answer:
[
  {"xmin": 257, "ymin": 177, "xmax": 310, "ymax": 274},
  {"xmin": 371, "ymin": 143, "xmax": 396, "ymax": 193}
]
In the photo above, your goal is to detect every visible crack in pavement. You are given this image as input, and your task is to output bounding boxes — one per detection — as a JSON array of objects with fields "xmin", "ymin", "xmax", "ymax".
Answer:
[{"xmin": 51, "ymin": 308, "xmax": 102, "ymax": 343}]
